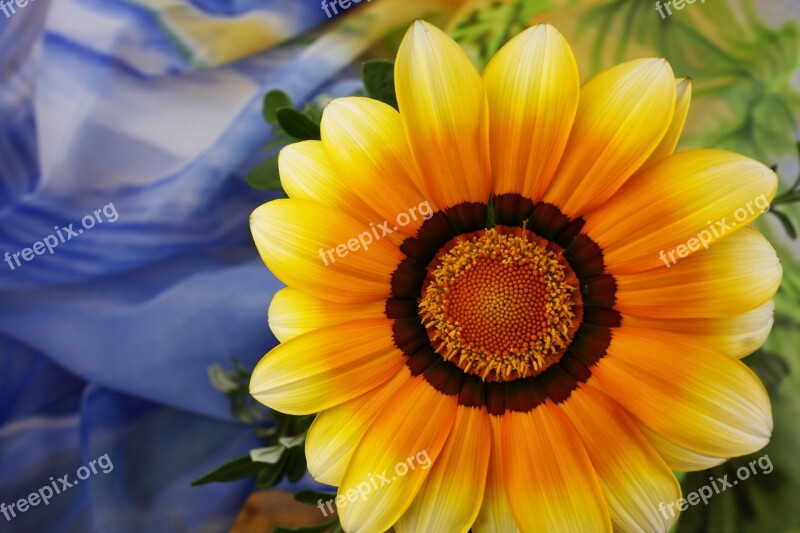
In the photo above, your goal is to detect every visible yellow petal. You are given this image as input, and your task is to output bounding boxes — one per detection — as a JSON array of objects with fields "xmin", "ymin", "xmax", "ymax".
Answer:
[
  {"xmin": 395, "ymin": 406, "xmax": 490, "ymax": 533},
  {"xmin": 483, "ymin": 24, "xmax": 579, "ymax": 199},
  {"xmin": 395, "ymin": 20, "xmax": 490, "ymax": 208},
  {"xmin": 337, "ymin": 376, "xmax": 457, "ymax": 533},
  {"xmin": 562, "ymin": 384, "xmax": 681, "ymax": 533},
  {"xmin": 642, "ymin": 78, "xmax": 692, "ymax": 167},
  {"xmin": 321, "ymin": 97, "xmax": 434, "ymax": 236},
  {"xmin": 544, "ymin": 58, "xmax": 675, "ymax": 217},
  {"xmin": 623, "ymin": 300, "xmax": 775, "ymax": 359},
  {"xmin": 268, "ymin": 288, "xmax": 385, "ymax": 342},
  {"xmin": 636, "ymin": 423, "xmax": 726, "ymax": 472},
  {"xmin": 251, "ymin": 199, "xmax": 404, "ymax": 303},
  {"xmin": 473, "ymin": 416, "xmax": 520, "ymax": 533},
  {"xmin": 583, "ymin": 149, "xmax": 778, "ymax": 274},
  {"xmin": 279, "ymin": 141, "xmax": 375, "ymax": 217},
  {"xmin": 501, "ymin": 404, "xmax": 611, "ymax": 533},
  {"xmin": 593, "ymin": 327, "xmax": 773, "ymax": 458},
  {"xmin": 615, "ymin": 228, "xmax": 782, "ymax": 318},
  {"xmin": 305, "ymin": 366, "xmax": 410, "ymax": 486},
  {"xmin": 249, "ymin": 319, "xmax": 405, "ymax": 415}
]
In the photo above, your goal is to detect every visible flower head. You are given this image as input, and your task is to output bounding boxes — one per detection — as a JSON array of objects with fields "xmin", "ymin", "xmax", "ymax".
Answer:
[{"xmin": 250, "ymin": 21, "xmax": 779, "ymax": 533}]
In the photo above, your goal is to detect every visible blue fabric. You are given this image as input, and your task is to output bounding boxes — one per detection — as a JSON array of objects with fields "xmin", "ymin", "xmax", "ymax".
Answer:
[
  {"xmin": 0, "ymin": 356, "xmax": 262, "ymax": 532},
  {"xmin": 0, "ymin": 0, "xmax": 374, "ymax": 530}
]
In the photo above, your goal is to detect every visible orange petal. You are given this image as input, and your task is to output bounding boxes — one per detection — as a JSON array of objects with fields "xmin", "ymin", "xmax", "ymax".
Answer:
[
  {"xmin": 473, "ymin": 416, "xmax": 520, "ymax": 532},
  {"xmin": 395, "ymin": 20, "xmax": 490, "ymax": 209},
  {"xmin": 622, "ymin": 300, "xmax": 775, "ymax": 359},
  {"xmin": 544, "ymin": 58, "xmax": 675, "ymax": 217},
  {"xmin": 305, "ymin": 366, "xmax": 410, "ymax": 485},
  {"xmin": 642, "ymin": 78, "xmax": 692, "ymax": 168},
  {"xmin": 636, "ymin": 422, "xmax": 726, "ymax": 472},
  {"xmin": 562, "ymin": 384, "xmax": 681, "ymax": 532},
  {"xmin": 592, "ymin": 327, "xmax": 772, "ymax": 458},
  {"xmin": 615, "ymin": 228, "xmax": 781, "ymax": 318},
  {"xmin": 483, "ymin": 24, "xmax": 579, "ymax": 200},
  {"xmin": 501, "ymin": 403, "xmax": 611, "ymax": 532},
  {"xmin": 337, "ymin": 376, "xmax": 458, "ymax": 533},
  {"xmin": 583, "ymin": 149, "xmax": 778, "ymax": 274},
  {"xmin": 395, "ymin": 406, "xmax": 490, "ymax": 533}
]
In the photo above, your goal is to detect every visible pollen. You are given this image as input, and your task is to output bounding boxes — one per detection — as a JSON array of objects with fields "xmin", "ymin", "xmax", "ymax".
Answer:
[{"xmin": 419, "ymin": 228, "xmax": 581, "ymax": 382}]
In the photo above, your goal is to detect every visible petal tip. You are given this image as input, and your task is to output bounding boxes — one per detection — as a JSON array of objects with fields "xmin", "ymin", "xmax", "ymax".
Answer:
[
  {"xmin": 408, "ymin": 18, "xmax": 434, "ymax": 39},
  {"xmin": 249, "ymin": 201, "xmax": 277, "ymax": 229},
  {"xmin": 629, "ymin": 57, "xmax": 675, "ymax": 80},
  {"xmin": 405, "ymin": 18, "xmax": 450, "ymax": 47}
]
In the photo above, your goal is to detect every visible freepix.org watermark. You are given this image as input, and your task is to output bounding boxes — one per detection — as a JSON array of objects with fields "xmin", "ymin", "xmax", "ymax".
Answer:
[
  {"xmin": 1, "ymin": 453, "xmax": 114, "ymax": 522},
  {"xmin": 655, "ymin": 0, "xmax": 706, "ymax": 19},
  {"xmin": 659, "ymin": 454, "xmax": 773, "ymax": 520},
  {"xmin": 321, "ymin": 0, "xmax": 372, "ymax": 19},
  {"xmin": 658, "ymin": 194, "xmax": 769, "ymax": 268},
  {"xmin": 316, "ymin": 450, "xmax": 431, "ymax": 517},
  {"xmin": 0, "ymin": 0, "xmax": 36, "ymax": 19},
  {"xmin": 319, "ymin": 200, "xmax": 433, "ymax": 266},
  {"xmin": 4, "ymin": 203, "xmax": 118, "ymax": 271}
]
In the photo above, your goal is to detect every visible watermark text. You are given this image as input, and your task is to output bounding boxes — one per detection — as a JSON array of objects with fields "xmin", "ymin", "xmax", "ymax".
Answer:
[
  {"xmin": 4, "ymin": 203, "xmax": 118, "ymax": 271},
  {"xmin": 1, "ymin": 453, "xmax": 114, "ymax": 522},
  {"xmin": 655, "ymin": 0, "xmax": 706, "ymax": 19},
  {"xmin": 319, "ymin": 200, "xmax": 432, "ymax": 266},
  {"xmin": 0, "ymin": 0, "xmax": 36, "ymax": 19},
  {"xmin": 659, "ymin": 194, "xmax": 769, "ymax": 268},
  {"xmin": 659, "ymin": 453, "xmax": 772, "ymax": 519},
  {"xmin": 316, "ymin": 450, "xmax": 431, "ymax": 517},
  {"xmin": 321, "ymin": 0, "xmax": 373, "ymax": 19}
]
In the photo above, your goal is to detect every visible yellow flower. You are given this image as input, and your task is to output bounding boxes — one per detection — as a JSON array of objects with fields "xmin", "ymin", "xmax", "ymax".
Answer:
[{"xmin": 249, "ymin": 21, "xmax": 780, "ymax": 533}]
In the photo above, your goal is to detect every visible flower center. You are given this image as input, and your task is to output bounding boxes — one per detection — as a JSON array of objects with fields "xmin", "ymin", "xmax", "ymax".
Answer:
[{"xmin": 419, "ymin": 228, "xmax": 582, "ymax": 382}]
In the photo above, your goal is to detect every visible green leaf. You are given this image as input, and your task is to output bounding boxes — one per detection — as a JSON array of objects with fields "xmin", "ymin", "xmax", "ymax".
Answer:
[
  {"xmin": 279, "ymin": 434, "xmax": 306, "ymax": 448},
  {"xmin": 206, "ymin": 357, "xmax": 267, "ymax": 424},
  {"xmin": 768, "ymin": 209, "xmax": 797, "ymax": 239},
  {"xmin": 191, "ymin": 456, "xmax": 263, "ymax": 486},
  {"xmin": 263, "ymin": 90, "xmax": 293, "ymax": 125},
  {"xmin": 230, "ymin": 394, "xmax": 266, "ymax": 425},
  {"xmin": 773, "ymin": 192, "xmax": 800, "ymax": 206},
  {"xmin": 255, "ymin": 456, "xmax": 287, "ymax": 489},
  {"xmin": 262, "ymin": 133, "xmax": 293, "ymax": 152},
  {"xmin": 208, "ymin": 363, "xmax": 239, "ymax": 393},
  {"xmin": 246, "ymin": 155, "xmax": 282, "ymax": 191},
  {"xmin": 294, "ymin": 414, "xmax": 316, "ymax": 432},
  {"xmin": 362, "ymin": 60, "xmax": 398, "ymax": 110},
  {"xmin": 286, "ymin": 449, "xmax": 308, "ymax": 483},
  {"xmin": 745, "ymin": 350, "xmax": 790, "ymax": 398},
  {"xmin": 257, "ymin": 423, "xmax": 278, "ymax": 435},
  {"xmin": 230, "ymin": 356, "xmax": 251, "ymax": 377},
  {"xmin": 250, "ymin": 445, "xmax": 286, "ymax": 464},
  {"xmin": 294, "ymin": 490, "xmax": 337, "ymax": 506},
  {"xmin": 276, "ymin": 107, "xmax": 321, "ymax": 140},
  {"xmin": 302, "ymin": 105, "xmax": 324, "ymax": 127}
]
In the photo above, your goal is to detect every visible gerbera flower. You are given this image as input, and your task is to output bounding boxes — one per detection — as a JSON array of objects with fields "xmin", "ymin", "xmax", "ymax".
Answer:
[{"xmin": 249, "ymin": 21, "xmax": 780, "ymax": 533}]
